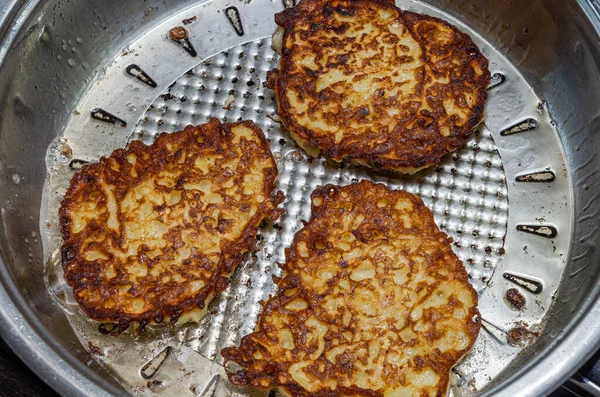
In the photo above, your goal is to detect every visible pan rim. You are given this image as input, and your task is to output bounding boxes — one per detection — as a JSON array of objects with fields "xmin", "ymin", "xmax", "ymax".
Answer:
[{"xmin": 0, "ymin": 0, "xmax": 598, "ymax": 395}]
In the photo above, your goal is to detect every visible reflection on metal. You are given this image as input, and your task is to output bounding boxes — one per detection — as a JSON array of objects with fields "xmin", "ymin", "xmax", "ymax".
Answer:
[
  {"xmin": 500, "ymin": 118, "xmax": 538, "ymax": 136},
  {"xmin": 35, "ymin": 0, "xmax": 576, "ymax": 394},
  {"xmin": 125, "ymin": 64, "xmax": 157, "ymax": 88},
  {"xmin": 516, "ymin": 224, "xmax": 557, "ymax": 238},
  {"xmin": 503, "ymin": 272, "xmax": 543, "ymax": 294},
  {"xmin": 91, "ymin": 108, "xmax": 127, "ymax": 127},
  {"xmin": 225, "ymin": 7, "xmax": 244, "ymax": 36}
]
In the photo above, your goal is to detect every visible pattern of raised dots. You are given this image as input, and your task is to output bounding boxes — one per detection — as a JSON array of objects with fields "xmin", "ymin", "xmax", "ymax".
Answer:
[{"xmin": 131, "ymin": 39, "xmax": 509, "ymax": 360}]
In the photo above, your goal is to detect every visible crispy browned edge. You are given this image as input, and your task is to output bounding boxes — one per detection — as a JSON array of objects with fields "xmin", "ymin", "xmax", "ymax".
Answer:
[
  {"xmin": 59, "ymin": 119, "xmax": 285, "ymax": 330},
  {"xmin": 222, "ymin": 180, "xmax": 481, "ymax": 397},
  {"xmin": 267, "ymin": 0, "xmax": 491, "ymax": 172}
]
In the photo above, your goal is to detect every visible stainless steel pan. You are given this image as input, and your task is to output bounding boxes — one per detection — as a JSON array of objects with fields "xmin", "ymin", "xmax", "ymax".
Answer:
[{"xmin": 1, "ymin": 0, "xmax": 600, "ymax": 396}]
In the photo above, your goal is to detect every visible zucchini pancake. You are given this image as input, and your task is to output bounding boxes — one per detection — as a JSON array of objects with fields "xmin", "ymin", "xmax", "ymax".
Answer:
[
  {"xmin": 269, "ymin": 0, "xmax": 490, "ymax": 173},
  {"xmin": 222, "ymin": 181, "xmax": 480, "ymax": 397},
  {"xmin": 60, "ymin": 119, "xmax": 284, "ymax": 330}
]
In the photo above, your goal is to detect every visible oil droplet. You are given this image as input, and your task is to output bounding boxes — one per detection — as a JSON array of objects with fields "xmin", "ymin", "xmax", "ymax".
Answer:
[{"xmin": 38, "ymin": 26, "xmax": 50, "ymax": 43}]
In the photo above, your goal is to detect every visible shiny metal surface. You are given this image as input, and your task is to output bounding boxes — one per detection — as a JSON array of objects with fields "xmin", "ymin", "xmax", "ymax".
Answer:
[
  {"xmin": 0, "ymin": 0, "xmax": 600, "ymax": 396},
  {"xmin": 0, "ymin": 1, "xmax": 23, "ymax": 44},
  {"xmin": 40, "ymin": 1, "xmax": 572, "ymax": 393}
]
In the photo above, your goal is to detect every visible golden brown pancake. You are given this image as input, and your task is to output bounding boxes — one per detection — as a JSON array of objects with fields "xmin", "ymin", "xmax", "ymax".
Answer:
[
  {"xmin": 60, "ymin": 119, "xmax": 284, "ymax": 330},
  {"xmin": 268, "ymin": 0, "xmax": 490, "ymax": 173},
  {"xmin": 222, "ymin": 181, "xmax": 480, "ymax": 397}
]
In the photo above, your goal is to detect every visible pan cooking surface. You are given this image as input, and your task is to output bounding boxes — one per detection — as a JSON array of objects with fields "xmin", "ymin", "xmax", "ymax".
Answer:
[{"xmin": 41, "ymin": 0, "xmax": 573, "ymax": 395}]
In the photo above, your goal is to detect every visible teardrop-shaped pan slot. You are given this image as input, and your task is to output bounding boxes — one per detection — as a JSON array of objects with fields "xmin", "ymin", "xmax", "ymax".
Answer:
[
  {"xmin": 516, "ymin": 224, "xmax": 557, "ymax": 238},
  {"xmin": 503, "ymin": 272, "xmax": 543, "ymax": 294},
  {"xmin": 500, "ymin": 118, "xmax": 538, "ymax": 136},
  {"xmin": 141, "ymin": 346, "xmax": 172, "ymax": 379},
  {"xmin": 169, "ymin": 26, "xmax": 197, "ymax": 57},
  {"xmin": 488, "ymin": 72, "xmax": 506, "ymax": 90},
  {"xmin": 225, "ymin": 7, "xmax": 244, "ymax": 36},
  {"xmin": 198, "ymin": 374, "xmax": 222, "ymax": 397},
  {"xmin": 126, "ymin": 64, "xmax": 157, "ymax": 88},
  {"xmin": 480, "ymin": 317, "xmax": 508, "ymax": 345},
  {"xmin": 98, "ymin": 323, "xmax": 118, "ymax": 335},
  {"xmin": 68, "ymin": 159, "xmax": 89, "ymax": 170},
  {"xmin": 91, "ymin": 108, "xmax": 127, "ymax": 127},
  {"xmin": 515, "ymin": 170, "xmax": 555, "ymax": 183}
]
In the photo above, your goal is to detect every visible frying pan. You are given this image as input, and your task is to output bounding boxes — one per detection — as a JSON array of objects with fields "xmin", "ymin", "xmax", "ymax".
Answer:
[{"xmin": 1, "ymin": 0, "xmax": 600, "ymax": 395}]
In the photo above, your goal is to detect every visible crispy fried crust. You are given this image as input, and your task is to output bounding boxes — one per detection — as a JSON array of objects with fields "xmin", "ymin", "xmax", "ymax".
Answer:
[
  {"xmin": 222, "ymin": 181, "xmax": 480, "ymax": 397},
  {"xmin": 60, "ymin": 119, "xmax": 284, "ymax": 329},
  {"xmin": 269, "ymin": 0, "xmax": 490, "ymax": 173}
]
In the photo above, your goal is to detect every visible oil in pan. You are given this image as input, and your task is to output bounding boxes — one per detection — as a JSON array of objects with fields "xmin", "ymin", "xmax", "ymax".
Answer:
[{"xmin": 41, "ymin": 0, "xmax": 573, "ymax": 395}]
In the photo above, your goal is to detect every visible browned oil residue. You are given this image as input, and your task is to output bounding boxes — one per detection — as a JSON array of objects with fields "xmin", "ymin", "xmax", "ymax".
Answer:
[
  {"xmin": 169, "ymin": 26, "xmax": 188, "ymax": 41},
  {"xmin": 507, "ymin": 326, "xmax": 538, "ymax": 347},
  {"xmin": 286, "ymin": 150, "xmax": 305, "ymax": 162},
  {"xmin": 182, "ymin": 16, "xmax": 198, "ymax": 25},
  {"xmin": 505, "ymin": 288, "xmax": 526, "ymax": 310},
  {"xmin": 88, "ymin": 341, "xmax": 104, "ymax": 357},
  {"xmin": 147, "ymin": 380, "xmax": 164, "ymax": 392}
]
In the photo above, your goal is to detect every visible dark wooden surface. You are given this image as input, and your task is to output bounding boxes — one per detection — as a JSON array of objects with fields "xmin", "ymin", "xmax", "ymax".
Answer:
[
  {"xmin": 0, "ymin": 336, "xmax": 59, "ymax": 397},
  {"xmin": 0, "ymin": 334, "xmax": 596, "ymax": 396}
]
